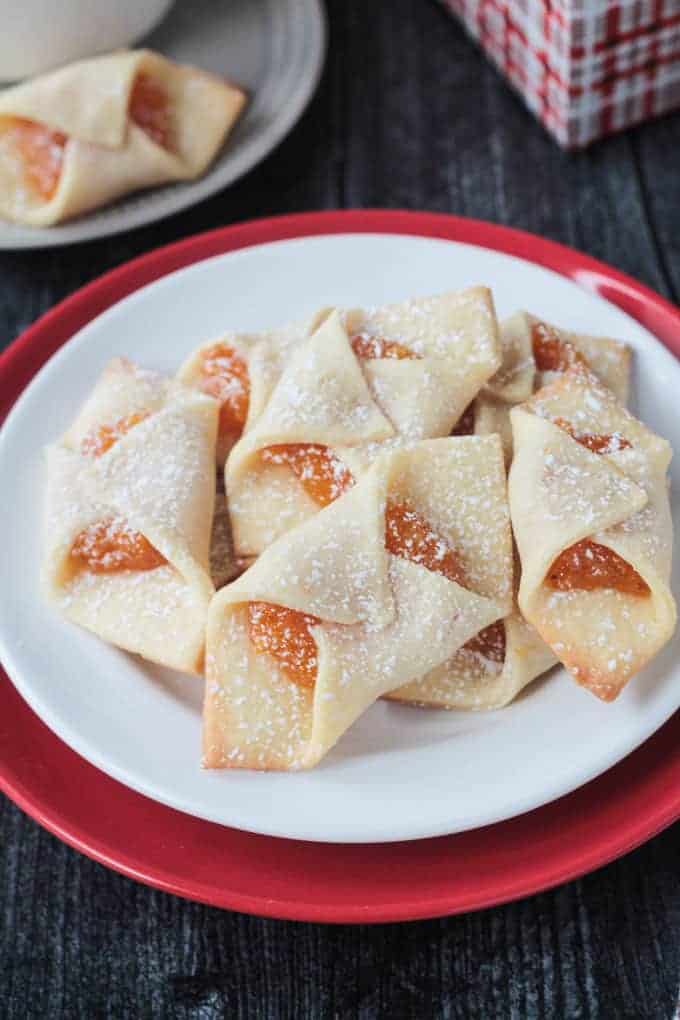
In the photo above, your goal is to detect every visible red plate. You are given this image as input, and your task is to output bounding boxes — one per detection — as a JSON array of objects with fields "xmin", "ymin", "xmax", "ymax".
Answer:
[{"xmin": 1, "ymin": 210, "xmax": 679, "ymax": 923}]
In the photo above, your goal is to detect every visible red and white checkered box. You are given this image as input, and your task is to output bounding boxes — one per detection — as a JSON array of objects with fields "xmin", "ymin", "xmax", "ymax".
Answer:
[{"xmin": 440, "ymin": 0, "xmax": 680, "ymax": 147}]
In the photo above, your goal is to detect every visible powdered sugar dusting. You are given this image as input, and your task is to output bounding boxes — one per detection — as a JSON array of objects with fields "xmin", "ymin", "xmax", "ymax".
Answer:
[
  {"xmin": 344, "ymin": 289, "xmax": 496, "ymax": 361},
  {"xmin": 269, "ymin": 346, "xmax": 378, "ymax": 432},
  {"xmin": 541, "ymin": 450, "xmax": 641, "ymax": 529}
]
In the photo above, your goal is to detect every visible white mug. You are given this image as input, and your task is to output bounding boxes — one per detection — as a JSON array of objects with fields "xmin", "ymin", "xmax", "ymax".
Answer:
[{"xmin": 0, "ymin": 0, "xmax": 175, "ymax": 81}]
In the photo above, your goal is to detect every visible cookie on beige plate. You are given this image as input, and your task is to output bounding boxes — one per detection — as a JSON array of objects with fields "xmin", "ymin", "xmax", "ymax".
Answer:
[{"xmin": 0, "ymin": 49, "xmax": 245, "ymax": 226}]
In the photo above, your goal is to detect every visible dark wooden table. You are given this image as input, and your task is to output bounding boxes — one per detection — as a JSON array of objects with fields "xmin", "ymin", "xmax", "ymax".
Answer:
[{"xmin": 2, "ymin": 2, "xmax": 680, "ymax": 1017}]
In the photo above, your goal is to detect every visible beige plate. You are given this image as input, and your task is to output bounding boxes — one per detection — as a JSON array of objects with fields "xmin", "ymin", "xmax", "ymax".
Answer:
[{"xmin": 0, "ymin": 0, "xmax": 326, "ymax": 249}]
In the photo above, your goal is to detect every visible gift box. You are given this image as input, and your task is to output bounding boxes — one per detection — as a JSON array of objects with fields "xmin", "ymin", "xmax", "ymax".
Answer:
[{"xmin": 440, "ymin": 0, "xmax": 680, "ymax": 147}]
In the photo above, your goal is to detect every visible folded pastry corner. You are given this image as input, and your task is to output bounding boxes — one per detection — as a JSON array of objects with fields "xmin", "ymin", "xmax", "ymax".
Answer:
[
  {"xmin": 509, "ymin": 363, "xmax": 675, "ymax": 701},
  {"xmin": 388, "ymin": 609, "xmax": 557, "ymax": 711},
  {"xmin": 177, "ymin": 309, "xmax": 326, "ymax": 465},
  {"xmin": 61, "ymin": 356, "xmax": 176, "ymax": 450},
  {"xmin": 225, "ymin": 309, "xmax": 396, "ymax": 556},
  {"xmin": 464, "ymin": 311, "xmax": 631, "ymax": 462},
  {"xmin": 203, "ymin": 435, "xmax": 510, "ymax": 770},
  {"xmin": 337, "ymin": 286, "xmax": 501, "ymax": 462},
  {"xmin": 0, "ymin": 49, "xmax": 246, "ymax": 226},
  {"xmin": 43, "ymin": 358, "xmax": 218, "ymax": 673},
  {"xmin": 494, "ymin": 311, "xmax": 631, "ymax": 404},
  {"xmin": 226, "ymin": 289, "xmax": 502, "ymax": 557}
]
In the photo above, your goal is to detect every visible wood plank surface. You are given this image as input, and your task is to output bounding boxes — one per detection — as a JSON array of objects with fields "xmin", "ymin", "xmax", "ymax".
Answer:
[{"xmin": 2, "ymin": 1, "xmax": 680, "ymax": 1016}]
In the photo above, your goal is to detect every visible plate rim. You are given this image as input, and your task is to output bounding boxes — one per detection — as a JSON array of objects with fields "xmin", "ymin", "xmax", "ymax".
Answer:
[
  {"xmin": 0, "ymin": 0, "xmax": 327, "ymax": 250},
  {"xmin": 1, "ymin": 209, "xmax": 680, "ymax": 920}
]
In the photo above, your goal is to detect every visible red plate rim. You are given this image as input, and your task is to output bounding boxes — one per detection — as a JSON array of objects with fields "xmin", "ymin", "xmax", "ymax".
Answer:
[{"xmin": 1, "ymin": 209, "xmax": 679, "ymax": 924}]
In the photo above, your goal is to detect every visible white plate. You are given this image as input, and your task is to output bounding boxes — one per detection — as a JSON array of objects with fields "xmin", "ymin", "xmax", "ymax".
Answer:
[
  {"xmin": 0, "ymin": 0, "xmax": 325, "ymax": 249},
  {"xmin": 0, "ymin": 232, "xmax": 678, "ymax": 844}
]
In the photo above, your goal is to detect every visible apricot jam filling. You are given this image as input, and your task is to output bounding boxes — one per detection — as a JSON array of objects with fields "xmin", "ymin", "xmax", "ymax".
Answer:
[
  {"xmin": 1, "ymin": 117, "xmax": 67, "ymax": 201},
  {"xmin": 197, "ymin": 343, "xmax": 250, "ymax": 440},
  {"xmin": 81, "ymin": 411, "xmax": 150, "ymax": 458},
  {"xmin": 384, "ymin": 501, "xmax": 467, "ymax": 585},
  {"xmin": 451, "ymin": 403, "xmax": 475, "ymax": 437},
  {"xmin": 247, "ymin": 602, "xmax": 321, "ymax": 688},
  {"xmin": 260, "ymin": 444, "xmax": 354, "ymax": 507},
  {"xmin": 531, "ymin": 321, "xmax": 584, "ymax": 373},
  {"xmin": 386, "ymin": 501, "xmax": 505, "ymax": 664},
  {"xmin": 70, "ymin": 517, "xmax": 167, "ymax": 574},
  {"xmin": 552, "ymin": 417, "xmax": 631, "ymax": 455},
  {"xmin": 350, "ymin": 334, "xmax": 417, "ymax": 360},
  {"xmin": 464, "ymin": 620, "xmax": 506, "ymax": 664},
  {"xmin": 129, "ymin": 73, "xmax": 172, "ymax": 149},
  {"xmin": 546, "ymin": 539, "xmax": 650, "ymax": 596}
]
